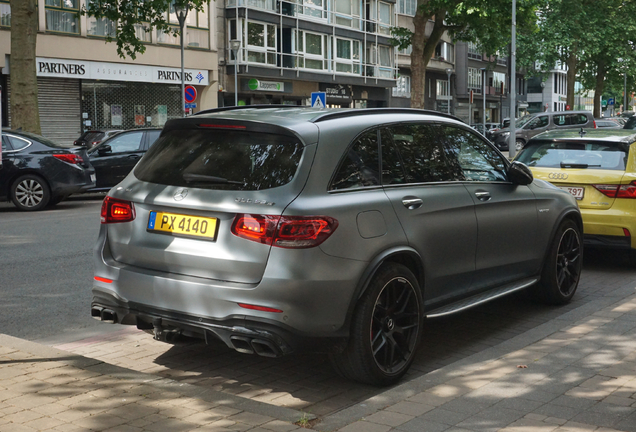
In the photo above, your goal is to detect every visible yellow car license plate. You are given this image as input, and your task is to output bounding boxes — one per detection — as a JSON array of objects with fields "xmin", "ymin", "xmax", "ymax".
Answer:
[{"xmin": 147, "ymin": 211, "xmax": 218, "ymax": 240}]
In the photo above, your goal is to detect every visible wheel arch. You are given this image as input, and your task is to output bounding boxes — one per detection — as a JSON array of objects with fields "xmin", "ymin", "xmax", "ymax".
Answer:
[
  {"xmin": 341, "ymin": 247, "xmax": 424, "ymax": 334},
  {"xmin": 540, "ymin": 208, "xmax": 583, "ymax": 272}
]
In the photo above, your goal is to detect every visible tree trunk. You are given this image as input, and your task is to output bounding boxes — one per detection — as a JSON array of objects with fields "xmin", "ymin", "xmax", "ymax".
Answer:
[
  {"xmin": 566, "ymin": 51, "xmax": 577, "ymax": 109},
  {"xmin": 410, "ymin": 7, "xmax": 446, "ymax": 109},
  {"xmin": 593, "ymin": 58, "xmax": 607, "ymax": 119},
  {"xmin": 10, "ymin": 0, "xmax": 40, "ymax": 134}
]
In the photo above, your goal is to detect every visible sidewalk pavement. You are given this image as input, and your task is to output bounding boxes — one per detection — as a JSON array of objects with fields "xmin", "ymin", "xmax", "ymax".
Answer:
[{"xmin": 2, "ymin": 291, "xmax": 636, "ymax": 432}]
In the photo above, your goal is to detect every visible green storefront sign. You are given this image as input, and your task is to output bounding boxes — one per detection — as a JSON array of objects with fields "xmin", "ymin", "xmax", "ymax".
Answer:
[{"xmin": 247, "ymin": 78, "xmax": 284, "ymax": 92}]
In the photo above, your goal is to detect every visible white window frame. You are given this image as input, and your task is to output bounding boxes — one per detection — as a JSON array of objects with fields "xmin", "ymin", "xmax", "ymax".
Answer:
[
  {"xmin": 468, "ymin": 67, "xmax": 482, "ymax": 92},
  {"xmin": 245, "ymin": 20, "xmax": 277, "ymax": 66},
  {"xmin": 397, "ymin": 0, "xmax": 416, "ymax": 16},
  {"xmin": 377, "ymin": 2, "xmax": 393, "ymax": 35},
  {"xmin": 468, "ymin": 42, "xmax": 481, "ymax": 60},
  {"xmin": 393, "ymin": 75, "xmax": 411, "ymax": 97},
  {"xmin": 493, "ymin": 71, "xmax": 506, "ymax": 94},
  {"xmin": 333, "ymin": 37, "xmax": 362, "ymax": 74},
  {"xmin": 294, "ymin": 30, "xmax": 328, "ymax": 71},
  {"xmin": 301, "ymin": 0, "xmax": 328, "ymax": 21},
  {"xmin": 333, "ymin": 0, "xmax": 361, "ymax": 28},
  {"xmin": 436, "ymin": 79, "xmax": 450, "ymax": 100}
]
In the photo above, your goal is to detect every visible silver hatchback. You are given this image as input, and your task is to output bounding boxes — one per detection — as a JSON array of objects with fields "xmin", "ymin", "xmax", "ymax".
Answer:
[{"xmin": 92, "ymin": 107, "xmax": 583, "ymax": 385}]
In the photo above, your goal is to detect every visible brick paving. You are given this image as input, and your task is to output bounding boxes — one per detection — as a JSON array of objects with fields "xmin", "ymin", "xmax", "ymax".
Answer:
[{"xmin": 1, "ymin": 249, "xmax": 635, "ymax": 431}]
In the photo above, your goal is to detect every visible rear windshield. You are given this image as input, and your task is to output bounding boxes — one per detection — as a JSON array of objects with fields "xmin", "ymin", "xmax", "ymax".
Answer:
[
  {"xmin": 516, "ymin": 140, "xmax": 630, "ymax": 171},
  {"xmin": 134, "ymin": 129, "xmax": 304, "ymax": 191},
  {"xmin": 83, "ymin": 132, "xmax": 104, "ymax": 142}
]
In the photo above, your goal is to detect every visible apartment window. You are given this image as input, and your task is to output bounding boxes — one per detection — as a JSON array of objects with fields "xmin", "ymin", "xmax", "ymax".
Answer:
[
  {"xmin": 436, "ymin": 79, "xmax": 450, "ymax": 99},
  {"xmin": 334, "ymin": 38, "xmax": 361, "ymax": 74},
  {"xmin": 0, "ymin": 0, "xmax": 10, "ymax": 27},
  {"xmin": 334, "ymin": 0, "xmax": 361, "ymax": 28},
  {"xmin": 397, "ymin": 0, "xmax": 416, "ymax": 16},
  {"xmin": 435, "ymin": 42, "xmax": 454, "ymax": 63},
  {"xmin": 398, "ymin": 45, "xmax": 412, "ymax": 56},
  {"xmin": 378, "ymin": 45, "xmax": 393, "ymax": 78},
  {"xmin": 393, "ymin": 75, "xmax": 411, "ymax": 98},
  {"xmin": 45, "ymin": 0, "xmax": 79, "ymax": 34},
  {"xmin": 493, "ymin": 71, "xmax": 506, "ymax": 94},
  {"xmin": 295, "ymin": 30, "xmax": 327, "ymax": 70},
  {"xmin": 185, "ymin": 1, "xmax": 210, "ymax": 48},
  {"xmin": 246, "ymin": 21, "xmax": 277, "ymax": 65},
  {"xmin": 468, "ymin": 67, "xmax": 482, "ymax": 92},
  {"xmin": 378, "ymin": 2, "xmax": 393, "ymax": 36},
  {"xmin": 467, "ymin": 42, "xmax": 481, "ymax": 60},
  {"xmin": 496, "ymin": 51, "xmax": 507, "ymax": 66},
  {"xmin": 245, "ymin": 0, "xmax": 276, "ymax": 11},
  {"xmin": 87, "ymin": 17, "xmax": 116, "ymax": 37},
  {"xmin": 301, "ymin": 0, "xmax": 327, "ymax": 20}
]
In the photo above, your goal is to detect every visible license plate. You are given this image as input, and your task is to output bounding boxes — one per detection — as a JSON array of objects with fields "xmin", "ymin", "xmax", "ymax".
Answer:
[
  {"xmin": 90, "ymin": 174, "xmax": 96, "ymax": 182},
  {"xmin": 559, "ymin": 186, "xmax": 585, "ymax": 200},
  {"xmin": 147, "ymin": 211, "xmax": 218, "ymax": 240}
]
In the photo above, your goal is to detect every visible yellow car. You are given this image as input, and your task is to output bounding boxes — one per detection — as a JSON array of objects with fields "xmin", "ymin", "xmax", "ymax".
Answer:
[{"xmin": 516, "ymin": 129, "xmax": 636, "ymax": 252}]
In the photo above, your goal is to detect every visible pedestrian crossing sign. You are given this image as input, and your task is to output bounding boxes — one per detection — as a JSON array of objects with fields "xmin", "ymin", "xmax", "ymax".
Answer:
[{"xmin": 311, "ymin": 92, "xmax": 326, "ymax": 108}]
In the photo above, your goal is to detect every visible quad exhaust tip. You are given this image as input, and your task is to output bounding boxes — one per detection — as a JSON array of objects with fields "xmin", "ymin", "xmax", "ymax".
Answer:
[
  {"xmin": 230, "ymin": 336, "xmax": 281, "ymax": 358},
  {"xmin": 91, "ymin": 306, "xmax": 117, "ymax": 323}
]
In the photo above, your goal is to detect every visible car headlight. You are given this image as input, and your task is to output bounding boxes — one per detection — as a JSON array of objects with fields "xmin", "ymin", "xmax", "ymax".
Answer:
[{"xmin": 500, "ymin": 132, "xmax": 510, "ymax": 138}]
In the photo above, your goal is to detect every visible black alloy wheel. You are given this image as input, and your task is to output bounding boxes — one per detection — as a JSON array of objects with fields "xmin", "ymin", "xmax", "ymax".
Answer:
[
  {"xmin": 329, "ymin": 263, "xmax": 423, "ymax": 386},
  {"xmin": 537, "ymin": 219, "xmax": 582, "ymax": 304}
]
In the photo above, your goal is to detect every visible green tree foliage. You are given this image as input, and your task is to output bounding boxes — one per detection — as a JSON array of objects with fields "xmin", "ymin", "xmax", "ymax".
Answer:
[
  {"xmin": 83, "ymin": 0, "xmax": 208, "ymax": 59},
  {"xmin": 392, "ymin": 0, "xmax": 540, "ymax": 109}
]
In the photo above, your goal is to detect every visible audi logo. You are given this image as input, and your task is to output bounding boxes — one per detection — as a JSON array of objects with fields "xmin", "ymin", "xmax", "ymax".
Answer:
[{"xmin": 548, "ymin": 173, "xmax": 569, "ymax": 180}]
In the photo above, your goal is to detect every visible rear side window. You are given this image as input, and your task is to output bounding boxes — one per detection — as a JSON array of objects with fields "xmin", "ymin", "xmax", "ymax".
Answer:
[
  {"xmin": 331, "ymin": 130, "xmax": 380, "ymax": 190},
  {"xmin": 517, "ymin": 140, "xmax": 630, "ymax": 171},
  {"xmin": 146, "ymin": 130, "xmax": 161, "ymax": 147},
  {"xmin": 134, "ymin": 129, "xmax": 304, "ymax": 191}
]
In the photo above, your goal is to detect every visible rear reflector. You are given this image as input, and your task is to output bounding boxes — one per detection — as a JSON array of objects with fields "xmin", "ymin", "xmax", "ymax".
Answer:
[
  {"xmin": 593, "ymin": 182, "xmax": 636, "ymax": 198},
  {"xmin": 624, "ymin": 228, "xmax": 631, "ymax": 237},
  {"xmin": 238, "ymin": 303, "xmax": 283, "ymax": 313},
  {"xmin": 94, "ymin": 276, "xmax": 113, "ymax": 284},
  {"xmin": 101, "ymin": 197, "xmax": 136, "ymax": 224},
  {"xmin": 231, "ymin": 214, "xmax": 338, "ymax": 248},
  {"xmin": 53, "ymin": 153, "xmax": 82, "ymax": 164}
]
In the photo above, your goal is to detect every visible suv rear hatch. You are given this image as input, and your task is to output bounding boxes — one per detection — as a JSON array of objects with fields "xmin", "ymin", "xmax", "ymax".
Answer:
[
  {"xmin": 103, "ymin": 119, "xmax": 313, "ymax": 284},
  {"xmin": 516, "ymin": 138, "xmax": 631, "ymax": 210}
]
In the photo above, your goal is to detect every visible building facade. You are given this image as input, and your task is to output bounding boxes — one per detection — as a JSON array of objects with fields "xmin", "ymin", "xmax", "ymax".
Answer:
[
  {"xmin": 217, "ymin": 0, "xmax": 399, "ymax": 108},
  {"xmin": 0, "ymin": 0, "xmax": 217, "ymax": 145}
]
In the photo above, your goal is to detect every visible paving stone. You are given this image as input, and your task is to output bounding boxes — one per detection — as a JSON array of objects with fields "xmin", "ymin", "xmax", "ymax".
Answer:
[
  {"xmin": 364, "ymin": 410, "xmax": 413, "ymax": 427},
  {"xmin": 395, "ymin": 417, "xmax": 450, "ymax": 432}
]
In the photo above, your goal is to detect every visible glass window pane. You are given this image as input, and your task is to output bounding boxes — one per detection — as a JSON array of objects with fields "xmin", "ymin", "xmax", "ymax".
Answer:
[
  {"xmin": 87, "ymin": 17, "xmax": 116, "ymax": 37},
  {"xmin": 267, "ymin": 25, "xmax": 276, "ymax": 48},
  {"xmin": 198, "ymin": 7, "xmax": 209, "ymax": 29},
  {"xmin": 248, "ymin": 22, "xmax": 265, "ymax": 47},
  {"xmin": 305, "ymin": 33, "xmax": 322, "ymax": 55},
  {"xmin": 443, "ymin": 126, "xmax": 507, "ymax": 181},
  {"xmin": 331, "ymin": 130, "xmax": 380, "ymax": 190},
  {"xmin": 46, "ymin": 10, "xmax": 79, "ymax": 33},
  {"xmin": 336, "ymin": 39, "xmax": 351, "ymax": 59},
  {"xmin": 46, "ymin": 0, "xmax": 62, "ymax": 6},
  {"xmin": 107, "ymin": 132, "xmax": 144, "ymax": 153},
  {"xmin": 379, "ymin": 3, "xmax": 391, "ymax": 24},
  {"xmin": 353, "ymin": 41, "xmax": 360, "ymax": 59},
  {"xmin": 379, "ymin": 46, "xmax": 391, "ymax": 66},
  {"xmin": 248, "ymin": 51, "xmax": 266, "ymax": 63},
  {"xmin": 336, "ymin": 0, "xmax": 351, "ymax": 14},
  {"xmin": 305, "ymin": 58, "xmax": 324, "ymax": 69}
]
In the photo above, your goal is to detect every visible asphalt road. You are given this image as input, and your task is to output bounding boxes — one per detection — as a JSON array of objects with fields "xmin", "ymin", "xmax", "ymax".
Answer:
[{"xmin": 0, "ymin": 194, "xmax": 110, "ymax": 343}]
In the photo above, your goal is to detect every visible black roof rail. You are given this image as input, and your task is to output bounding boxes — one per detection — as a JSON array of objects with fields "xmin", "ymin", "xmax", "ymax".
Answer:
[
  {"xmin": 310, "ymin": 108, "xmax": 462, "ymax": 123},
  {"xmin": 193, "ymin": 105, "xmax": 304, "ymax": 116}
]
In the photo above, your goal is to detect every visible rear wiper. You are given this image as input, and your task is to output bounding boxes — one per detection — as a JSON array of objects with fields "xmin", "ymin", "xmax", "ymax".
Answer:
[
  {"xmin": 182, "ymin": 173, "xmax": 244, "ymax": 185},
  {"xmin": 560, "ymin": 162, "xmax": 602, "ymax": 169}
]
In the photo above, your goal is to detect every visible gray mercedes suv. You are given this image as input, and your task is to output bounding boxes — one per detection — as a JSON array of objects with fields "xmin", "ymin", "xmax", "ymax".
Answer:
[{"xmin": 92, "ymin": 107, "xmax": 583, "ymax": 386}]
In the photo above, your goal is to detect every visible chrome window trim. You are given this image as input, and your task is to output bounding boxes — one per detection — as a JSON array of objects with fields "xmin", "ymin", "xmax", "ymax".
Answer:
[{"xmin": 3, "ymin": 134, "xmax": 33, "ymax": 153}]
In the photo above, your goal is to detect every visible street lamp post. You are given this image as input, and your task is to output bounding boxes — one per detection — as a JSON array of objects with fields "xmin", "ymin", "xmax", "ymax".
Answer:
[
  {"xmin": 445, "ymin": 68, "xmax": 453, "ymax": 115},
  {"xmin": 175, "ymin": 3, "xmax": 189, "ymax": 118},
  {"xmin": 230, "ymin": 40, "xmax": 241, "ymax": 106}
]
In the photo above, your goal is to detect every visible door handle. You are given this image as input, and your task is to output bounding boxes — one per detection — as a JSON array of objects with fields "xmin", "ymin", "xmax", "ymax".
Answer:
[
  {"xmin": 128, "ymin": 154, "xmax": 140, "ymax": 159},
  {"xmin": 475, "ymin": 191, "xmax": 491, "ymax": 201},
  {"xmin": 402, "ymin": 198, "xmax": 423, "ymax": 210}
]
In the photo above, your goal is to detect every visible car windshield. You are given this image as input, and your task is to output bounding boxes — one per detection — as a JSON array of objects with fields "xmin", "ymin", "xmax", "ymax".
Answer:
[
  {"xmin": 516, "ymin": 140, "xmax": 630, "ymax": 171},
  {"xmin": 134, "ymin": 129, "xmax": 304, "ymax": 191}
]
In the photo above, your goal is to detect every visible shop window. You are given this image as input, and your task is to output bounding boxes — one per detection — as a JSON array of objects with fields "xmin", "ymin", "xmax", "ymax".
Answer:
[
  {"xmin": 45, "ymin": 0, "xmax": 79, "ymax": 34},
  {"xmin": 392, "ymin": 75, "xmax": 411, "ymax": 98},
  {"xmin": 377, "ymin": 2, "xmax": 392, "ymax": 36},
  {"xmin": 294, "ymin": 30, "xmax": 327, "ymax": 70},
  {"xmin": 397, "ymin": 0, "xmax": 416, "ymax": 16},
  {"xmin": 246, "ymin": 21, "xmax": 277, "ymax": 65},
  {"xmin": 0, "ymin": 0, "xmax": 10, "ymax": 27},
  {"xmin": 334, "ymin": 38, "xmax": 361, "ymax": 74}
]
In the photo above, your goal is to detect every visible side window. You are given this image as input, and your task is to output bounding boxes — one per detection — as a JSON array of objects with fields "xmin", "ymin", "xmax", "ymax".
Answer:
[
  {"xmin": 331, "ymin": 129, "xmax": 380, "ymax": 190},
  {"xmin": 388, "ymin": 123, "xmax": 464, "ymax": 183},
  {"xmin": 2, "ymin": 135, "xmax": 13, "ymax": 152},
  {"xmin": 106, "ymin": 131, "xmax": 144, "ymax": 153},
  {"xmin": 443, "ymin": 126, "xmax": 507, "ymax": 182},
  {"xmin": 380, "ymin": 128, "xmax": 407, "ymax": 185},
  {"xmin": 578, "ymin": 114, "xmax": 589, "ymax": 125},
  {"xmin": 146, "ymin": 130, "xmax": 161, "ymax": 148},
  {"xmin": 554, "ymin": 115, "xmax": 568, "ymax": 126},
  {"xmin": 6, "ymin": 135, "xmax": 31, "ymax": 151}
]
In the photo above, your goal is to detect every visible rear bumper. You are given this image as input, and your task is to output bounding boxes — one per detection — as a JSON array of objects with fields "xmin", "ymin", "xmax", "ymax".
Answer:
[
  {"xmin": 583, "ymin": 234, "xmax": 631, "ymax": 249},
  {"xmin": 581, "ymin": 207, "xmax": 636, "ymax": 249}
]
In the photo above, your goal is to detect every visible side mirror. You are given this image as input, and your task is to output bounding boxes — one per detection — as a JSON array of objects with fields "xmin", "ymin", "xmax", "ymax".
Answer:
[
  {"xmin": 508, "ymin": 161, "xmax": 533, "ymax": 185},
  {"xmin": 97, "ymin": 145, "xmax": 112, "ymax": 155}
]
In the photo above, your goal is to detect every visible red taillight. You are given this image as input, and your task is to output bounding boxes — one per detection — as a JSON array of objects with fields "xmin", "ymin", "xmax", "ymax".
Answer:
[
  {"xmin": 238, "ymin": 303, "xmax": 283, "ymax": 313},
  {"xmin": 593, "ymin": 182, "xmax": 636, "ymax": 198},
  {"xmin": 94, "ymin": 276, "xmax": 113, "ymax": 284},
  {"xmin": 101, "ymin": 197, "xmax": 136, "ymax": 224},
  {"xmin": 53, "ymin": 153, "xmax": 82, "ymax": 164},
  {"xmin": 198, "ymin": 124, "xmax": 246, "ymax": 129},
  {"xmin": 593, "ymin": 120, "xmax": 597, "ymax": 129},
  {"xmin": 624, "ymin": 228, "xmax": 631, "ymax": 237},
  {"xmin": 231, "ymin": 214, "xmax": 338, "ymax": 248}
]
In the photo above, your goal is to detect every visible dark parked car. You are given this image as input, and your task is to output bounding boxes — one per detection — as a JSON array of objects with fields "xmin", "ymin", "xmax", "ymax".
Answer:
[
  {"xmin": 595, "ymin": 119, "xmax": 622, "ymax": 129},
  {"xmin": 91, "ymin": 107, "xmax": 583, "ymax": 386},
  {"xmin": 74, "ymin": 129, "xmax": 123, "ymax": 149},
  {"xmin": 85, "ymin": 128, "xmax": 161, "ymax": 192},
  {"xmin": 472, "ymin": 122, "xmax": 499, "ymax": 140},
  {"xmin": 0, "ymin": 130, "xmax": 95, "ymax": 211}
]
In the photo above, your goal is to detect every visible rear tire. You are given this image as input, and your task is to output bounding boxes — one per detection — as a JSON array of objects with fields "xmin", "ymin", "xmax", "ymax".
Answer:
[
  {"xmin": 536, "ymin": 219, "xmax": 583, "ymax": 304},
  {"xmin": 329, "ymin": 263, "xmax": 423, "ymax": 386},
  {"xmin": 10, "ymin": 174, "xmax": 50, "ymax": 211}
]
